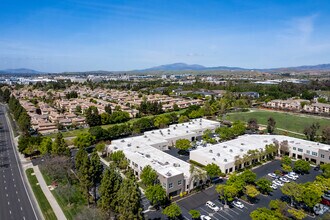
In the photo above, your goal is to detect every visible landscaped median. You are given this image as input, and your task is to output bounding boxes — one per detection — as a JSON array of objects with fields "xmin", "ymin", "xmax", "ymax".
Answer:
[{"xmin": 26, "ymin": 168, "xmax": 57, "ymax": 220}]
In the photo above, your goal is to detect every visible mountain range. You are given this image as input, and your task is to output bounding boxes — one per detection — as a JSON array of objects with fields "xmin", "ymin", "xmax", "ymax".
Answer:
[
  {"xmin": 137, "ymin": 62, "xmax": 330, "ymax": 72},
  {"xmin": 1, "ymin": 63, "xmax": 330, "ymax": 74}
]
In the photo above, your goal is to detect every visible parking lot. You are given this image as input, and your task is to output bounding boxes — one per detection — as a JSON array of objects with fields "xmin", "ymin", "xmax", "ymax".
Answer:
[{"xmin": 176, "ymin": 160, "xmax": 321, "ymax": 220}]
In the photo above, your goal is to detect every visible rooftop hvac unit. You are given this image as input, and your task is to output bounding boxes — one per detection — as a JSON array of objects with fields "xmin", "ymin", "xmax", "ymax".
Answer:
[
  {"xmin": 121, "ymin": 139, "xmax": 125, "ymax": 142},
  {"xmin": 186, "ymin": 130, "xmax": 189, "ymax": 133},
  {"xmin": 212, "ymin": 158, "xmax": 216, "ymax": 161},
  {"xmin": 264, "ymin": 140, "xmax": 268, "ymax": 143},
  {"xmin": 209, "ymin": 150, "xmax": 213, "ymax": 153},
  {"xmin": 114, "ymin": 147, "xmax": 118, "ymax": 150},
  {"xmin": 166, "ymin": 172, "xmax": 172, "ymax": 177},
  {"xmin": 229, "ymin": 149, "xmax": 233, "ymax": 152},
  {"xmin": 152, "ymin": 131, "xmax": 154, "ymax": 134},
  {"xmin": 240, "ymin": 149, "xmax": 244, "ymax": 152},
  {"xmin": 217, "ymin": 153, "xmax": 220, "ymax": 157},
  {"xmin": 224, "ymin": 159, "xmax": 227, "ymax": 162},
  {"xmin": 136, "ymin": 146, "xmax": 139, "ymax": 148},
  {"xmin": 186, "ymin": 126, "xmax": 189, "ymax": 128},
  {"xmin": 146, "ymin": 154, "xmax": 150, "ymax": 158},
  {"xmin": 144, "ymin": 135, "xmax": 147, "ymax": 138},
  {"xmin": 127, "ymin": 143, "xmax": 131, "ymax": 147},
  {"xmin": 168, "ymin": 129, "xmax": 170, "ymax": 132},
  {"xmin": 223, "ymin": 146, "xmax": 227, "ymax": 148}
]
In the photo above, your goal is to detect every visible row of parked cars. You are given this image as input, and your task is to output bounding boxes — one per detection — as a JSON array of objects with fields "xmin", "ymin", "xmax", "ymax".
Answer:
[{"xmin": 267, "ymin": 172, "xmax": 299, "ymax": 189}]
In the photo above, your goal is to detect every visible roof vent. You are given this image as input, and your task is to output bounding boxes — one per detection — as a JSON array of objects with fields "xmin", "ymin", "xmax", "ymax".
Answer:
[
  {"xmin": 224, "ymin": 159, "xmax": 227, "ymax": 162},
  {"xmin": 166, "ymin": 172, "xmax": 172, "ymax": 177},
  {"xmin": 229, "ymin": 149, "xmax": 233, "ymax": 152},
  {"xmin": 144, "ymin": 135, "xmax": 147, "ymax": 138},
  {"xmin": 186, "ymin": 126, "xmax": 188, "ymax": 128},
  {"xmin": 168, "ymin": 129, "xmax": 170, "ymax": 132},
  {"xmin": 209, "ymin": 150, "xmax": 213, "ymax": 153},
  {"xmin": 127, "ymin": 143, "xmax": 131, "ymax": 147},
  {"xmin": 217, "ymin": 153, "xmax": 220, "ymax": 157},
  {"xmin": 114, "ymin": 146, "xmax": 118, "ymax": 150},
  {"xmin": 212, "ymin": 158, "xmax": 216, "ymax": 161},
  {"xmin": 146, "ymin": 154, "xmax": 150, "ymax": 158},
  {"xmin": 136, "ymin": 146, "xmax": 139, "ymax": 148},
  {"xmin": 152, "ymin": 131, "xmax": 154, "ymax": 134},
  {"xmin": 121, "ymin": 139, "xmax": 125, "ymax": 142},
  {"xmin": 240, "ymin": 149, "xmax": 244, "ymax": 152},
  {"xmin": 223, "ymin": 146, "xmax": 227, "ymax": 148}
]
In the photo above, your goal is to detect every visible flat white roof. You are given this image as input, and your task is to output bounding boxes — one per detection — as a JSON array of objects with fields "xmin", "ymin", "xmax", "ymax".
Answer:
[{"xmin": 191, "ymin": 134, "xmax": 330, "ymax": 165}]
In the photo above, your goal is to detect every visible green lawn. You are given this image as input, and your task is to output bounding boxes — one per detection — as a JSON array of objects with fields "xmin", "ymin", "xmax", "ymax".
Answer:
[
  {"xmin": 225, "ymin": 109, "xmax": 330, "ymax": 135},
  {"xmin": 40, "ymin": 170, "xmax": 86, "ymax": 220},
  {"xmin": 47, "ymin": 109, "xmax": 187, "ymax": 138},
  {"xmin": 26, "ymin": 168, "xmax": 57, "ymax": 220}
]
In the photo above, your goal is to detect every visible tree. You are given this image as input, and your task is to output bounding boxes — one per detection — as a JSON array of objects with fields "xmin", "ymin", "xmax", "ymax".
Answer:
[
  {"xmin": 320, "ymin": 164, "xmax": 330, "ymax": 178},
  {"xmin": 52, "ymin": 132, "xmax": 70, "ymax": 156},
  {"xmin": 321, "ymin": 126, "xmax": 330, "ymax": 144},
  {"xmin": 77, "ymin": 149, "xmax": 92, "ymax": 205},
  {"xmin": 281, "ymin": 156, "xmax": 292, "ymax": 166},
  {"xmin": 105, "ymin": 104, "xmax": 112, "ymax": 114},
  {"xmin": 89, "ymin": 126, "xmax": 109, "ymax": 142},
  {"xmin": 245, "ymin": 185, "xmax": 260, "ymax": 202},
  {"xmin": 302, "ymin": 183, "xmax": 323, "ymax": 210},
  {"xmin": 38, "ymin": 137, "xmax": 53, "ymax": 155},
  {"xmin": 204, "ymin": 163, "xmax": 222, "ymax": 178},
  {"xmin": 303, "ymin": 122, "xmax": 320, "ymax": 141},
  {"xmin": 140, "ymin": 165, "xmax": 158, "ymax": 187},
  {"xmin": 281, "ymin": 182, "xmax": 303, "ymax": 206},
  {"xmin": 231, "ymin": 120, "xmax": 246, "ymax": 136},
  {"xmin": 110, "ymin": 150, "xmax": 126, "ymax": 167},
  {"xmin": 154, "ymin": 115, "xmax": 170, "ymax": 128},
  {"xmin": 73, "ymin": 133, "xmax": 95, "ymax": 149},
  {"xmin": 256, "ymin": 178, "xmax": 272, "ymax": 194},
  {"xmin": 89, "ymin": 150, "xmax": 103, "ymax": 204},
  {"xmin": 175, "ymin": 139, "xmax": 191, "ymax": 151},
  {"xmin": 96, "ymin": 142, "xmax": 106, "ymax": 154},
  {"xmin": 269, "ymin": 199, "xmax": 287, "ymax": 218},
  {"xmin": 282, "ymin": 164, "xmax": 293, "ymax": 173},
  {"xmin": 162, "ymin": 203, "xmax": 181, "ymax": 219},
  {"xmin": 293, "ymin": 160, "xmax": 310, "ymax": 174},
  {"xmin": 178, "ymin": 115, "xmax": 189, "ymax": 123},
  {"xmin": 250, "ymin": 207, "xmax": 280, "ymax": 220},
  {"xmin": 145, "ymin": 184, "xmax": 167, "ymax": 207},
  {"xmin": 115, "ymin": 179, "xmax": 142, "ymax": 220},
  {"xmin": 216, "ymin": 184, "xmax": 238, "ymax": 205},
  {"xmin": 75, "ymin": 105, "xmax": 82, "ymax": 114},
  {"xmin": 173, "ymin": 103, "xmax": 180, "ymax": 111},
  {"xmin": 247, "ymin": 118, "xmax": 259, "ymax": 132},
  {"xmin": 241, "ymin": 169, "xmax": 257, "ymax": 184},
  {"xmin": 189, "ymin": 209, "xmax": 201, "ymax": 220},
  {"xmin": 288, "ymin": 209, "xmax": 306, "ymax": 220},
  {"xmin": 267, "ymin": 117, "xmax": 276, "ymax": 134},
  {"xmin": 188, "ymin": 164, "xmax": 207, "ymax": 193},
  {"xmin": 98, "ymin": 166, "xmax": 122, "ymax": 217},
  {"xmin": 75, "ymin": 148, "xmax": 88, "ymax": 171},
  {"xmin": 85, "ymin": 106, "xmax": 101, "ymax": 127}
]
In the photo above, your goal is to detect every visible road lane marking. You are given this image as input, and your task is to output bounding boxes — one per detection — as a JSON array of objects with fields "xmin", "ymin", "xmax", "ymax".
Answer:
[
  {"xmin": 21, "ymin": 207, "xmax": 23, "ymax": 211},
  {"xmin": 18, "ymin": 198, "xmax": 20, "ymax": 202},
  {"xmin": 8, "ymin": 201, "xmax": 10, "ymax": 205},
  {"xmin": 6, "ymin": 193, "xmax": 8, "ymax": 197}
]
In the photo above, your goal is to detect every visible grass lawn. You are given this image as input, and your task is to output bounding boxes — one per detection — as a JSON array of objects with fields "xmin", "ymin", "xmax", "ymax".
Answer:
[
  {"xmin": 225, "ymin": 109, "xmax": 330, "ymax": 136},
  {"xmin": 26, "ymin": 168, "xmax": 57, "ymax": 220},
  {"xmin": 40, "ymin": 170, "xmax": 86, "ymax": 220},
  {"xmin": 47, "ymin": 109, "xmax": 187, "ymax": 138}
]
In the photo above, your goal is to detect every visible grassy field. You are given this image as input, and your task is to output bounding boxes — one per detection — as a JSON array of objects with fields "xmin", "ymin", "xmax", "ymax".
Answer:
[
  {"xmin": 40, "ymin": 170, "xmax": 86, "ymax": 220},
  {"xmin": 26, "ymin": 168, "xmax": 57, "ymax": 220},
  {"xmin": 225, "ymin": 109, "xmax": 330, "ymax": 136},
  {"xmin": 47, "ymin": 109, "xmax": 187, "ymax": 138}
]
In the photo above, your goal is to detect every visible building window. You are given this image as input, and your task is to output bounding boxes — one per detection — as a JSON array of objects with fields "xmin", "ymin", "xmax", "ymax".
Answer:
[
  {"xmin": 293, "ymin": 147, "xmax": 296, "ymax": 150},
  {"xmin": 321, "ymin": 154, "xmax": 325, "ymax": 158},
  {"xmin": 307, "ymin": 150, "xmax": 310, "ymax": 154},
  {"xmin": 169, "ymin": 183, "xmax": 173, "ymax": 189},
  {"xmin": 312, "ymin": 152, "xmax": 317, "ymax": 156},
  {"xmin": 162, "ymin": 183, "xmax": 166, "ymax": 188},
  {"xmin": 298, "ymin": 148, "xmax": 303, "ymax": 152},
  {"xmin": 178, "ymin": 180, "xmax": 182, "ymax": 186}
]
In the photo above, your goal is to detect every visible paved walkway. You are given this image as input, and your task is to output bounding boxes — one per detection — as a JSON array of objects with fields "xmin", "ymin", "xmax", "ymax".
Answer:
[{"xmin": 33, "ymin": 166, "xmax": 67, "ymax": 220}]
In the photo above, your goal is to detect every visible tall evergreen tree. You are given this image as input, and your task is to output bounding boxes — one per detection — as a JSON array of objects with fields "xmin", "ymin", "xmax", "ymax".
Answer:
[
  {"xmin": 77, "ymin": 149, "xmax": 92, "ymax": 206},
  {"xmin": 52, "ymin": 132, "xmax": 70, "ymax": 156},
  {"xmin": 89, "ymin": 150, "xmax": 103, "ymax": 204},
  {"xmin": 98, "ymin": 166, "xmax": 122, "ymax": 217}
]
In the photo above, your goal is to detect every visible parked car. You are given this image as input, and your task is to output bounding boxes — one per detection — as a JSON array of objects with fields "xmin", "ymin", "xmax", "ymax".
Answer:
[
  {"xmin": 279, "ymin": 177, "xmax": 290, "ymax": 183},
  {"xmin": 314, "ymin": 203, "xmax": 329, "ymax": 215},
  {"xmin": 232, "ymin": 200, "xmax": 244, "ymax": 209},
  {"xmin": 285, "ymin": 174, "xmax": 297, "ymax": 180},
  {"xmin": 201, "ymin": 215, "xmax": 212, "ymax": 220},
  {"xmin": 289, "ymin": 172, "xmax": 299, "ymax": 178},
  {"xmin": 270, "ymin": 184, "xmax": 278, "ymax": 190},
  {"xmin": 273, "ymin": 180, "xmax": 284, "ymax": 186},
  {"xmin": 206, "ymin": 201, "xmax": 219, "ymax": 212},
  {"xmin": 268, "ymin": 173, "xmax": 277, "ymax": 178}
]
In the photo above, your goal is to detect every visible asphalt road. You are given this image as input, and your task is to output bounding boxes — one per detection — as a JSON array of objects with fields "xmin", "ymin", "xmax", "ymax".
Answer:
[{"xmin": 0, "ymin": 105, "xmax": 40, "ymax": 220}]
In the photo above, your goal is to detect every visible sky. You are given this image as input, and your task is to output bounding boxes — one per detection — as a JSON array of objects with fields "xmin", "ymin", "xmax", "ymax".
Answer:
[{"xmin": 1, "ymin": 0, "xmax": 330, "ymax": 72}]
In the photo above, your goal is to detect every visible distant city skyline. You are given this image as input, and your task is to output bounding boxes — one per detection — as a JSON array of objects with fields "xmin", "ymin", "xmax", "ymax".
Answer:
[{"xmin": 1, "ymin": 0, "xmax": 330, "ymax": 72}]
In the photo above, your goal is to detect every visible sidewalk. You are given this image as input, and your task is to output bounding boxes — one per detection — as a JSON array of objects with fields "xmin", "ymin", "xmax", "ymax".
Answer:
[{"xmin": 33, "ymin": 166, "xmax": 67, "ymax": 220}]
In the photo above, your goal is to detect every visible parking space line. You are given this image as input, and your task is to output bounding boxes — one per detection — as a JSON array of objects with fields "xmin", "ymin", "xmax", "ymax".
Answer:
[
  {"xmin": 213, "ymin": 211, "xmax": 230, "ymax": 220},
  {"xmin": 213, "ymin": 200, "xmax": 240, "ymax": 215},
  {"xmin": 199, "ymin": 207, "xmax": 221, "ymax": 220}
]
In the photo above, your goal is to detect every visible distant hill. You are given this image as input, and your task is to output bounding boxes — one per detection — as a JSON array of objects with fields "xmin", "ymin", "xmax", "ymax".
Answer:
[
  {"xmin": 0, "ymin": 68, "xmax": 42, "ymax": 74},
  {"xmin": 136, "ymin": 63, "xmax": 246, "ymax": 72}
]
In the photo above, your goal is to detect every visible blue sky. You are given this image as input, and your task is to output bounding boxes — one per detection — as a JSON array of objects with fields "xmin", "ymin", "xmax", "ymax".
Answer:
[{"xmin": 1, "ymin": 0, "xmax": 330, "ymax": 72}]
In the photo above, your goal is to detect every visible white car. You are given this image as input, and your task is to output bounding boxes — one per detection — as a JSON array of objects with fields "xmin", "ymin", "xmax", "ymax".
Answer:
[
  {"xmin": 289, "ymin": 172, "xmax": 299, "ymax": 178},
  {"xmin": 206, "ymin": 201, "xmax": 219, "ymax": 212},
  {"xmin": 279, "ymin": 177, "xmax": 290, "ymax": 183},
  {"xmin": 201, "ymin": 215, "xmax": 212, "ymax": 220},
  {"xmin": 232, "ymin": 200, "xmax": 244, "ymax": 208},
  {"xmin": 285, "ymin": 174, "xmax": 297, "ymax": 180},
  {"xmin": 270, "ymin": 184, "xmax": 278, "ymax": 190},
  {"xmin": 268, "ymin": 173, "xmax": 277, "ymax": 178},
  {"xmin": 273, "ymin": 180, "xmax": 284, "ymax": 186}
]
